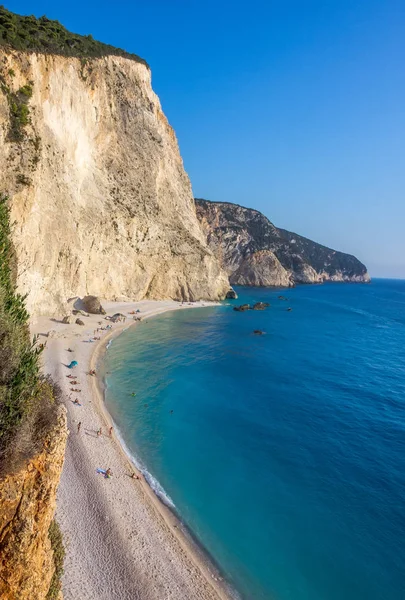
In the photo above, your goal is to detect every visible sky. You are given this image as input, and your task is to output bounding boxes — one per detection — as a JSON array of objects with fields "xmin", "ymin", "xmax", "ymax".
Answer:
[{"xmin": 5, "ymin": 0, "xmax": 405, "ymax": 277}]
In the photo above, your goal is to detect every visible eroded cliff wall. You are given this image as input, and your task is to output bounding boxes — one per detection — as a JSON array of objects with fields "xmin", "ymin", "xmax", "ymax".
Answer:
[
  {"xmin": 0, "ymin": 406, "xmax": 67, "ymax": 599},
  {"xmin": 196, "ymin": 199, "xmax": 370, "ymax": 287},
  {"xmin": 0, "ymin": 50, "xmax": 229, "ymax": 315}
]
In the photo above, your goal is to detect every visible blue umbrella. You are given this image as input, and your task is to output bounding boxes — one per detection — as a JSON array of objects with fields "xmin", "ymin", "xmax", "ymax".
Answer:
[{"xmin": 68, "ymin": 360, "xmax": 78, "ymax": 369}]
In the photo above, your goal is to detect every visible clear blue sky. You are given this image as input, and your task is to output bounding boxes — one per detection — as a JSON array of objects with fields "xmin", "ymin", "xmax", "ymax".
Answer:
[{"xmin": 5, "ymin": 1, "xmax": 405, "ymax": 277}]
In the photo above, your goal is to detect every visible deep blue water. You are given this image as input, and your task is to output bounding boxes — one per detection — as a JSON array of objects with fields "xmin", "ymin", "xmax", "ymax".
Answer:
[{"xmin": 104, "ymin": 280, "xmax": 405, "ymax": 600}]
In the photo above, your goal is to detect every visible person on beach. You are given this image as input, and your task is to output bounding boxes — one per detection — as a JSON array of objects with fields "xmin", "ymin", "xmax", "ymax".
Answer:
[
  {"xmin": 131, "ymin": 472, "xmax": 141, "ymax": 480},
  {"xmin": 109, "ymin": 426, "xmax": 113, "ymax": 437},
  {"xmin": 73, "ymin": 398, "xmax": 80, "ymax": 405},
  {"xmin": 106, "ymin": 468, "xmax": 112, "ymax": 478},
  {"xmin": 97, "ymin": 427, "xmax": 102, "ymax": 437},
  {"xmin": 77, "ymin": 422, "xmax": 81, "ymax": 433}
]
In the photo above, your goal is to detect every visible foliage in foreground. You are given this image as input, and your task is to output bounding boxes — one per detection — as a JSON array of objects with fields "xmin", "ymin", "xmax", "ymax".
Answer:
[
  {"xmin": 47, "ymin": 519, "xmax": 65, "ymax": 599},
  {"xmin": 0, "ymin": 6, "xmax": 148, "ymax": 67},
  {"xmin": 0, "ymin": 194, "xmax": 59, "ymax": 475}
]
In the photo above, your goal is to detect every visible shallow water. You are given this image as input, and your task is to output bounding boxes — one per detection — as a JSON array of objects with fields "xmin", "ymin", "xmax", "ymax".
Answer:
[{"xmin": 104, "ymin": 280, "xmax": 405, "ymax": 600}]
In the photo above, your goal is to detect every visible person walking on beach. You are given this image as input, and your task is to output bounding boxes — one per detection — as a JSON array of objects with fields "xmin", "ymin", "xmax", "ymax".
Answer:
[
  {"xmin": 97, "ymin": 427, "xmax": 102, "ymax": 437},
  {"xmin": 109, "ymin": 426, "xmax": 113, "ymax": 438},
  {"xmin": 77, "ymin": 421, "xmax": 81, "ymax": 433}
]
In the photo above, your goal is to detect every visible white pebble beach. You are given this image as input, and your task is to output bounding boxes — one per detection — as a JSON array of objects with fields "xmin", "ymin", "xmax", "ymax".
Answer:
[{"xmin": 31, "ymin": 300, "xmax": 233, "ymax": 600}]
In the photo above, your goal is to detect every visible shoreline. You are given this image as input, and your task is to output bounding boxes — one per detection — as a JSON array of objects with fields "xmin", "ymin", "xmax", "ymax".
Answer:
[
  {"xmin": 91, "ymin": 309, "xmax": 239, "ymax": 600},
  {"xmin": 33, "ymin": 299, "xmax": 235, "ymax": 600}
]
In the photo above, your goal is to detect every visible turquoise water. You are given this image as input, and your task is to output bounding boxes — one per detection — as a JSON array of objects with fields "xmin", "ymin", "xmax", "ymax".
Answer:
[{"xmin": 104, "ymin": 280, "xmax": 405, "ymax": 600}]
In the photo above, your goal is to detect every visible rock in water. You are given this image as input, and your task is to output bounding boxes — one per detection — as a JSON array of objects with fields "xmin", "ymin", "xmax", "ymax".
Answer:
[
  {"xmin": 253, "ymin": 302, "xmax": 270, "ymax": 310},
  {"xmin": 82, "ymin": 296, "xmax": 106, "ymax": 315},
  {"xmin": 195, "ymin": 199, "xmax": 370, "ymax": 287},
  {"xmin": 233, "ymin": 304, "xmax": 251, "ymax": 312}
]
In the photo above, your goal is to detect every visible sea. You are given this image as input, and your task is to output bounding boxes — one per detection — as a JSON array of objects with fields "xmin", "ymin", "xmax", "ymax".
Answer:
[{"xmin": 103, "ymin": 279, "xmax": 405, "ymax": 600}]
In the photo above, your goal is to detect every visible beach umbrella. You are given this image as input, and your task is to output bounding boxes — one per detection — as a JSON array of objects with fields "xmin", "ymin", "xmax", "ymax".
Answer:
[{"xmin": 68, "ymin": 360, "xmax": 78, "ymax": 368}]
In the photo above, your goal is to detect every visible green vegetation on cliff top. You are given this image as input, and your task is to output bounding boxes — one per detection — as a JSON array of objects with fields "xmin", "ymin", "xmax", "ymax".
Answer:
[{"xmin": 0, "ymin": 5, "xmax": 148, "ymax": 66}]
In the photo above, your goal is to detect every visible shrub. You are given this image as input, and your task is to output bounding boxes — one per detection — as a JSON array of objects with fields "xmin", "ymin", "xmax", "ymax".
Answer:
[
  {"xmin": 16, "ymin": 173, "xmax": 31, "ymax": 186},
  {"xmin": 0, "ymin": 195, "xmax": 59, "ymax": 476},
  {"xmin": 0, "ymin": 81, "xmax": 34, "ymax": 142},
  {"xmin": 18, "ymin": 83, "xmax": 32, "ymax": 97},
  {"xmin": 47, "ymin": 519, "xmax": 65, "ymax": 599}
]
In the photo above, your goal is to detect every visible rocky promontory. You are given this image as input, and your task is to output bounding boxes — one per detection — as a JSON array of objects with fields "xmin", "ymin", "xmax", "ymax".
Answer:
[{"xmin": 196, "ymin": 199, "xmax": 370, "ymax": 287}]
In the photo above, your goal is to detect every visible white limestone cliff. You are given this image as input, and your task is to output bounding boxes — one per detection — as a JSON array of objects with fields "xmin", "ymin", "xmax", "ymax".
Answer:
[{"xmin": 0, "ymin": 50, "xmax": 229, "ymax": 315}]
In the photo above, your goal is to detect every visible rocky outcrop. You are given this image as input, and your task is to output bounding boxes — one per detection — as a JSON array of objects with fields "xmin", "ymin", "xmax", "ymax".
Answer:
[
  {"xmin": 225, "ymin": 289, "xmax": 238, "ymax": 299},
  {"xmin": 0, "ymin": 49, "xmax": 229, "ymax": 316},
  {"xmin": 196, "ymin": 199, "xmax": 370, "ymax": 287},
  {"xmin": 0, "ymin": 406, "xmax": 67, "ymax": 599}
]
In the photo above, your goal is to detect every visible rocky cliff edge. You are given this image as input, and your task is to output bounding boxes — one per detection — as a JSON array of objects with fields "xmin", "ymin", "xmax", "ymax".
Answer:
[{"xmin": 0, "ymin": 406, "xmax": 67, "ymax": 599}]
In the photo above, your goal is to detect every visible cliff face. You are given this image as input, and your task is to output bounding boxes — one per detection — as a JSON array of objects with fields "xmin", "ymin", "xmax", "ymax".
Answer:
[
  {"xmin": 0, "ymin": 50, "xmax": 229, "ymax": 316},
  {"xmin": 196, "ymin": 199, "xmax": 370, "ymax": 287},
  {"xmin": 0, "ymin": 406, "xmax": 67, "ymax": 599}
]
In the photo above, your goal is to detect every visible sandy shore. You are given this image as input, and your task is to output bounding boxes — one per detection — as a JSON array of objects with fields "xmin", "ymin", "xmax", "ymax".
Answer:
[{"xmin": 32, "ymin": 300, "xmax": 233, "ymax": 600}]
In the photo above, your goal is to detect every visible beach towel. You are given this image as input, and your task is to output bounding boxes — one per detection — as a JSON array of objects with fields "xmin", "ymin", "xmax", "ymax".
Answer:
[{"xmin": 96, "ymin": 468, "xmax": 111, "ymax": 479}]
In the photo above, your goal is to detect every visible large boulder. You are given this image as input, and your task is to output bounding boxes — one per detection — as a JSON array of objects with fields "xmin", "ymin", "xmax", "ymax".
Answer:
[{"xmin": 82, "ymin": 296, "xmax": 106, "ymax": 315}]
